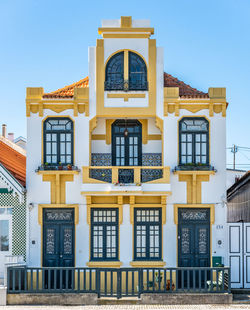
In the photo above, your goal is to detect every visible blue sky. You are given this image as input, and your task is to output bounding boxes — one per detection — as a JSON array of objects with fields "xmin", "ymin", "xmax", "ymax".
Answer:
[{"xmin": 0, "ymin": 0, "xmax": 249, "ymax": 169}]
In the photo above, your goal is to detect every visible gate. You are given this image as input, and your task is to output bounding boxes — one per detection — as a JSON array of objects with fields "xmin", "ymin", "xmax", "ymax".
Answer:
[{"xmin": 229, "ymin": 222, "xmax": 250, "ymax": 288}]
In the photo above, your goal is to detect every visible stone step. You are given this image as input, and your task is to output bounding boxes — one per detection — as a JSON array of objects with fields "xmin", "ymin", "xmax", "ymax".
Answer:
[
  {"xmin": 98, "ymin": 297, "xmax": 141, "ymax": 305},
  {"xmin": 233, "ymin": 294, "xmax": 250, "ymax": 304}
]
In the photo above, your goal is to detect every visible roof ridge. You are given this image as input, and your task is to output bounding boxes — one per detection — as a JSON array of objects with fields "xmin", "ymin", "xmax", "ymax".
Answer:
[
  {"xmin": 43, "ymin": 76, "xmax": 89, "ymax": 97},
  {"xmin": 0, "ymin": 136, "xmax": 26, "ymax": 156}
]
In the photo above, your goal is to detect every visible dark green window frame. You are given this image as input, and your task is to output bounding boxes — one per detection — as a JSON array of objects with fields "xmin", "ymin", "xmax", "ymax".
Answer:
[
  {"xmin": 179, "ymin": 117, "xmax": 209, "ymax": 165},
  {"xmin": 43, "ymin": 117, "xmax": 74, "ymax": 166},
  {"xmin": 134, "ymin": 208, "xmax": 162, "ymax": 261},
  {"xmin": 90, "ymin": 208, "xmax": 119, "ymax": 261}
]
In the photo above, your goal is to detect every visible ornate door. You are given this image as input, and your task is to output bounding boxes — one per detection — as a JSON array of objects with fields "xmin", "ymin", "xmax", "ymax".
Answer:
[
  {"xmin": 178, "ymin": 208, "xmax": 210, "ymax": 267},
  {"xmin": 43, "ymin": 209, "xmax": 74, "ymax": 267}
]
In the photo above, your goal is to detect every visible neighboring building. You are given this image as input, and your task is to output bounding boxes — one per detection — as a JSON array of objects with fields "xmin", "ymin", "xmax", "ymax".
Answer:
[
  {"xmin": 0, "ymin": 135, "xmax": 26, "ymax": 280},
  {"xmin": 26, "ymin": 16, "xmax": 228, "ymax": 284},
  {"xmin": 14, "ymin": 136, "xmax": 27, "ymax": 150},
  {"xmin": 226, "ymin": 168, "xmax": 246, "ymax": 189},
  {"xmin": 227, "ymin": 171, "xmax": 250, "ymax": 289}
]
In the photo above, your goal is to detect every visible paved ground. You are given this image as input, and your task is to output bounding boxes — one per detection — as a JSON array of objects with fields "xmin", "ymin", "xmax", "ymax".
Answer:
[{"xmin": 1, "ymin": 306, "xmax": 250, "ymax": 309}]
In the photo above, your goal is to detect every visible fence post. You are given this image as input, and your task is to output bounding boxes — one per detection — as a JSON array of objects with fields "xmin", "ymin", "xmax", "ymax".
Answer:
[
  {"xmin": 138, "ymin": 268, "xmax": 143, "ymax": 298},
  {"xmin": 96, "ymin": 269, "xmax": 100, "ymax": 298},
  {"xmin": 117, "ymin": 269, "xmax": 121, "ymax": 299}
]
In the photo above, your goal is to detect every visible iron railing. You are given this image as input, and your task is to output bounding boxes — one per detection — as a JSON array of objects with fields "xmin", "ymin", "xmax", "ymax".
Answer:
[{"xmin": 7, "ymin": 266, "xmax": 230, "ymax": 298}]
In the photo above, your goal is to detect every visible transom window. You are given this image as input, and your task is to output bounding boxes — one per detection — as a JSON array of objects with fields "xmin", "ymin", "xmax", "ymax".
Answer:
[
  {"xmin": 91, "ymin": 208, "xmax": 119, "ymax": 261},
  {"xmin": 44, "ymin": 118, "xmax": 73, "ymax": 166},
  {"xmin": 134, "ymin": 208, "xmax": 162, "ymax": 260},
  {"xmin": 179, "ymin": 118, "xmax": 209, "ymax": 165},
  {"xmin": 105, "ymin": 51, "xmax": 147, "ymax": 91}
]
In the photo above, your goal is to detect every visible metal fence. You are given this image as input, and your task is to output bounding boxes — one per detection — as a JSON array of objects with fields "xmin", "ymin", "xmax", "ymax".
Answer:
[{"xmin": 7, "ymin": 266, "xmax": 230, "ymax": 298}]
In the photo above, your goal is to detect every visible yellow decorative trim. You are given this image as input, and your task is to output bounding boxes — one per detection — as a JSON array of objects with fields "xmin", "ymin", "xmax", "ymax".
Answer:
[
  {"xmin": 174, "ymin": 170, "xmax": 215, "ymax": 204},
  {"xmin": 130, "ymin": 261, "xmax": 166, "ymax": 268},
  {"xmin": 148, "ymin": 134, "xmax": 161, "ymax": 140},
  {"xmin": 107, "ymin": 93, "xmax": 146, "ymax": 102},
  {"xmin": 121, "ymin": 16, "xmax": 132, "ymax": 28},
  {"xmin": 37, "ymin": 170, "xmax": 79, "ymax": 204},
  {"xmin": 86, "ymin": 204, "xmax": 123, "ymax": 225},
  {"xmin": 26, "ymin": 88, "xmax": 89, "ymax": 117},
  {"xmin": 98, "ymin": 27, "xmax": 154, "ymax": 35},
  {"xmin": 155, "ymin": 116, "xmax": 163, "ymax": 133},
  {"xmin": 91, "ymin": 134, "xmax": 106, "ymax": 140},
  {"xmin": 102, "ymin": 33, "xmax": 151, "ymax": 39},
  {"xmin": 208, "ymin": 87, "xmax": 226, "ymax": 100},
  {"xmin": 82, "ymin": 166, "xmax": 170, "ymax": 184},
  {"xmin": 130, "ymin": 203, "xmax": 166, "ymax": 224},
  {"xmin": 139, "ymin": 119, "xmax": 148, "ymax": 144},
  {"xmin": 87, "ymin": 261, "xmax": 123, "ymax": 268},
  {"xmin": 148, "ymin": 39, "xmax": 156, "ymax": 116},
  {"xmin": 124, "ymin": 50, "xmax": 129, "ymax": 80},
  {"xmin": 105, "ymin": 119, "xmax": 115, "ymax": 145},
  {"xmin": 81, "ymin": 191, "xmax": 172, "ymax": 196}
]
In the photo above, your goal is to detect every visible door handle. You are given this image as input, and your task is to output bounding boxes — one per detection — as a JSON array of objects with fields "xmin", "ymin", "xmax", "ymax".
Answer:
[{"xmin": 59, "ymin": 254, "xmax": 63, "ymax": 258}]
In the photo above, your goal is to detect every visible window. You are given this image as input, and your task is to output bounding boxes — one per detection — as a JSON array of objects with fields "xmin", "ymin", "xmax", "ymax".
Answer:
[
  {"xmin": 91, "ymin": 209, "xmax": 119, "ymax": 261},
  {"xmin": 105, "ymin": 51, "xmax": 147, "ymax": 91},
  {"xmin": 179, "ymin": 118, "xmax": 209, "ymax": 165},
  {"xmin": 44, "ymin": 118, "xmax": 73, "ymax": 166},
  {"xmin": 129, "ymin": 52, "xmax": 147, "ymax": 90},
  {"xmin": 0, "ymin": 220, "xmax": 9, "ymax": 251},
  {"xmin": 112, "ymin": 120, "xmax": 142, "ymax": 167},
  {"xmin": 134, "ymin": 208, "xmax": 162, "ymax": 260}
]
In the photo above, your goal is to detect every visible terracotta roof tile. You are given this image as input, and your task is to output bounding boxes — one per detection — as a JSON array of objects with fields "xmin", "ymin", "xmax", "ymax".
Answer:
[
  {"xmin": 43, "ymin": 77, "xmax": 89, "ymax": 99},
  {"xmin": 0, "ymin": 137, "xmax": 26, "ymax": 187},
  {"xmin": 43, "ymin": 73, "xmax": 208, "ymax": 99},
  {"xmin": 164, "ymin": 73, "xmax": 209, "ymax": 98}
]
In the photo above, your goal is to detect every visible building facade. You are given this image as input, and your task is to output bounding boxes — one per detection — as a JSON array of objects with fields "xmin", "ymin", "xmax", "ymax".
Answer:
[
  {"xmin": 26, "ymin": 17, "xmax": 228, "ymax": 271},
  {"xmin": 0, "ymin": 135, "xmax": 26, "ymax": 280}
]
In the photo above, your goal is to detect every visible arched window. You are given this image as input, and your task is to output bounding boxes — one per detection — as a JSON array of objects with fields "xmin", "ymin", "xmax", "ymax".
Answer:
[
  {"xmin": 44, "ymin": 118, "xmax": 73, "ymax": 166},
  {"xmin": 129, "ymin": 52, "xmax": 147, "ymax": 90},
  {"xmin": 105, "ymin": 52, "xmax": 124, "ymax": 90},
  {"xmin": 105, "ymin": 51, "xmax": 148, "ymax": 91},
  {"xmin": 179, "ymin": 118, "xmax": 209, "ymax": 165}
]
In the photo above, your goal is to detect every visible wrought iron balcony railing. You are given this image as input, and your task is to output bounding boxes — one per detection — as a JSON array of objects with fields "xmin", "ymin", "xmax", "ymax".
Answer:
[
  {"xmin": 105, "ymin": 80, "xmax": 148, "ymax": 91},
  {"xmin": 36, "ymin": 165, "xmax": 80, "ymax": 172},
  {"xmin": 83, "ymin": 166, "xmax": 170, "ymax": 184},
  {"xmin": 173, "ymin": 164, "xmax": 216, "ymax": 173}
]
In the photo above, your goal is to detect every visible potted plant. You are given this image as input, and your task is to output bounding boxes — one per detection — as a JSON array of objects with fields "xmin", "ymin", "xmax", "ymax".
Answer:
[
  {"xmin": 58, "ymin": 162, "xmax": 63, "ymax": 170},
  {"xmin": 44, "ymin": 162, "xmax": 49, "ymax": 170},
  {"xmin": 67, "ymin": 164, "xmax": 72, "ymax": 170}
]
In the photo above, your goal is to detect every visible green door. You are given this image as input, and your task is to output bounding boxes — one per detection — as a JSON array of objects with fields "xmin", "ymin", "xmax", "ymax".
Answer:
[
  {"xmin": 43, "ymin": 208, "xmax": 74, "ymax": 267},
  {"xmin": 178, "ymin": 208, "xmax": 210, "ymax": 267}
]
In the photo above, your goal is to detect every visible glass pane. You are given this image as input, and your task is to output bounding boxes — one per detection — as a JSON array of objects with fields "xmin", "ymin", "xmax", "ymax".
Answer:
[
  {"xmin": 181, "ymin": 134, "xmax": 186, "ymax": 142},
  {"xmin": 66, "ymin": 143, "xmax": 71, "ymax": 154},
  {"xmin": 196, "ymin": 143, "xmax": 200, "ymax": 155},
  {"xmin": 181, "ymin": 143, "xmax": 186, "ymax": 155},
  {"xmin": 60, "ymin": 143, "xmax": 65, "ymax": 155},
  {"xmin": 202, "ymin": 134, "xmax": 207, "ymax": 142},
  {"xmin": 0, "ymin": 220, "xmax": 9, "ymax": 251},
  {"xmin": 202, "ymin": 143, "xmax": 207, "ymax": 155}
]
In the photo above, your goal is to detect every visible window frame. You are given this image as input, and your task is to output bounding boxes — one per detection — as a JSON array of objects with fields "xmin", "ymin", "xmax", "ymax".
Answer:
[
  {"xmin": 90, "ymin": 208, "xmax": 119, "ymax": 261},
  {"xmin": 111, "ymin": 119, "xmax": 142, "ymax": 167},
  {"xmin": 105, "ymin": 51, "xmax": 148, "ymax": 91},
  {"xmin": 43, "ymin": 117, "xmax": 74, "ymax": 166},
  {"xmin": 179, "ymin": 117, "xmax": 209, "ymax": 166},
  {"xmin": 0, "ymin": 208, "xmax": 12, "ymax": 253},
  {"xmin": 134, "ymin": 208, "xmax": 162, "ymax": 261}
]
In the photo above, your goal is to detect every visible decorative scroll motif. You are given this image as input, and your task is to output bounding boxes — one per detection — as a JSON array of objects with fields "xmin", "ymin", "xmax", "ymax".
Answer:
[
  {"xmin": 181, "ymin": 227, "xmax": 190, "ymax": 254},
  {"xmin": 63, "ymin": 228, "xmax": 72, "ymax": 254},
  {"xmin": 91, "ymin": 153, "xmax": 162, "ymax": 167},
  {"xmin": 180, "ymin": 210, "xmax": 208, "ymax": 221},
  {"xmin": 45, "ymin": 210, "xmax": 73, "ymax": 222},
  {"xmin": 142, "ymin": 154, "xmax": 162, "ymax": 166},
  {"xmin": 46, "ymin": 229, "xmax": 55, "ymax": 254},
  {"xmin": 91, "ymin": 154, "xmax": 112, "ymax": 166},
  {"xmin": 118, "ymin": 169, "xmax": 134, "ymax": 183},
  {"xmin": 198, "ymin": 228, "xmax": 207, "ymax": 254},
  {"xmin": 141, "ymin": 169, "xmax": 163, "ymax": 183},
  {"xmin": 90, "ymin": 169, "xmax": 112, "ymax": 183}
]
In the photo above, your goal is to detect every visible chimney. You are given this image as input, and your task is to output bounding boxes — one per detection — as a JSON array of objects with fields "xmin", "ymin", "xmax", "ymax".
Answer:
[
  {"xmin": 2, "ymin": 124, "xmax": 6, "ymax": 138},
  {"xmin": 8, "ymin": 133, "xmax": 14, "ymax": 142}
]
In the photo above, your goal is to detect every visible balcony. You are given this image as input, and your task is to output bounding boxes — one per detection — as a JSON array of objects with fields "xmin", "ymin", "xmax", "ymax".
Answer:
[
  {"xmin": 104, "ymin": 80, "xmax": 148, "ymax": 91},
  {"xmin": 36, "ymin": 165, "xmax": 80, "ymax": 172},
  {"xmin": 82, "ymin": 166, "xmax": 170, "ymax": 184},
  {"xmin": 173, "ymin": 164, "xmax": 216, "ymax": 173}
]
